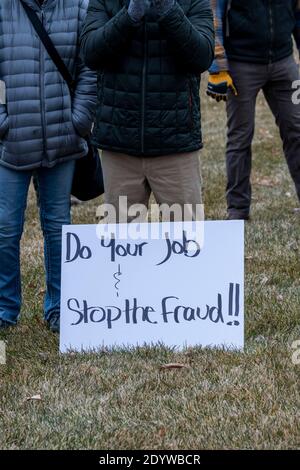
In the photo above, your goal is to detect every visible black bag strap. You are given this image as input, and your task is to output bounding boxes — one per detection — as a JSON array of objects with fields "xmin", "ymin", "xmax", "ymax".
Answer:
[{"xmin": 20, "ymin": 0, "xmax": 76, "ymax": 93}]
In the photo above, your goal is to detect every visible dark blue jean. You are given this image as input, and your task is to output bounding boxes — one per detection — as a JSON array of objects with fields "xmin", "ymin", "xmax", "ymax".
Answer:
[{"xmin": 0, "ymin": 160, "xmax": 75, "ymax": 324}]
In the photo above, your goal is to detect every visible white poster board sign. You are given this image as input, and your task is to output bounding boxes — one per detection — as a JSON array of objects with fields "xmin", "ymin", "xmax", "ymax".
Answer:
[{"xmin": 60, "ymin": 221, "xmax": 244, "ymax": 352}]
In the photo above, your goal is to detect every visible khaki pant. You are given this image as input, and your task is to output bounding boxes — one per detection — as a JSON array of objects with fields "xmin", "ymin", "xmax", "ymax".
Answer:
[{"xmin": 101, "ymin": 150, "xmax": 202, "ymax": 222}]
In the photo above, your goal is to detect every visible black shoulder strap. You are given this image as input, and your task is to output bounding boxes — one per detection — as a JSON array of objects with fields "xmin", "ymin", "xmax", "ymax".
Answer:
[{"xmin": 20, "ymin": 0, "xmax": 75, "ymax": 93}]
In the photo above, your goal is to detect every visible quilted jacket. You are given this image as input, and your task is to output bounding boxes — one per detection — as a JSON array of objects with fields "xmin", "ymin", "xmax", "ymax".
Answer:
[
  {"xmin": 0, "ymin": 0, "xmax": 97, "ymax": 170},
  {"xmin": 80, "ymin": 0, "xmax": 214, "ymax": 157}
]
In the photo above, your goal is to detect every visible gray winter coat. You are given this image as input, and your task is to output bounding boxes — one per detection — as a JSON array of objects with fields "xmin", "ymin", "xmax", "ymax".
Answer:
[{"xmin": 0, "ymin": 0, "xmax": 97, "ymax": 170}]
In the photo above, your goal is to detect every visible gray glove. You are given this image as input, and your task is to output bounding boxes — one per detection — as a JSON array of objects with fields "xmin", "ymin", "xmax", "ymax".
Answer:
[
  {"xmin": 128, "ymin": 0, "xmax": 148, "ymax": 22},
  {"xmin": 152, "ymin": 0, "xmax": 175, "ymax": 16}
]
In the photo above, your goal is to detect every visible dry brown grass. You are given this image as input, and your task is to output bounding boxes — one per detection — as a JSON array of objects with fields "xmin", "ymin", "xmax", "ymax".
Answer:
[{"xmin": 0, "ymin": 81, "xmax": 299, "ymax": 450}]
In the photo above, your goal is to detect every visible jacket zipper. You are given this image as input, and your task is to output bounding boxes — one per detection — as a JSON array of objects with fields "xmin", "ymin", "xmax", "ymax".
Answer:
[
  {"xmin": 188, "ymin": 79, "xmax": 193, "ymax": 129},
  {"xmin": 268, "ymin": 0, "xmax": 274, "ymax": 63},
  {"xmin": 141, "ymin": 22, "xmax": 147, "ymax": 154},
  {"xmin": 39, "ymin": 8, "xmax": 47, "ymax": 163}
]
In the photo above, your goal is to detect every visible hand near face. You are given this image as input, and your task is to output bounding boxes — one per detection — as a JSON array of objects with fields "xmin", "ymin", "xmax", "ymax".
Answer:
[
  {"xmin": 128, "ymin": 0, "xmax": 149, "ymax": 22},
  {"xmin": 128, "ymin": 0, "xmax": 175, "ymax": 22},
  {"xmin": 152, "ymin": 0, "xmax": 175, "ymax": 16}
]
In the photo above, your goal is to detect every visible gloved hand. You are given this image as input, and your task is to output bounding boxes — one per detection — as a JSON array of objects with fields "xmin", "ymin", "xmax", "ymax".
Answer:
[
  {"xmin": 207, "ymin": 71, "xmax": 238, "ymax": 102},
  {"xmin": 152, "ymin": 0, "xmax": 175, "ymax": 16},
  {"xmin": 128, "ymin": 0, "xmax": 148, "ymax": 22}
]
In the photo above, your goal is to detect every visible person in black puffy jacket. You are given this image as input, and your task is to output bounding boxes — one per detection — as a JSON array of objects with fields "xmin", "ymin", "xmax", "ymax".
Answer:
[{"xmin": 80, "ymin": 0, "xmax": 214, "ymax": 221}]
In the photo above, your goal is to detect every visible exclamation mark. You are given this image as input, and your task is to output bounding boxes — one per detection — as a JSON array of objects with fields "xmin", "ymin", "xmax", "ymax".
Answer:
[{"xmin": 227, "ymin": 283, "xmax": 240, "ymax": 326}]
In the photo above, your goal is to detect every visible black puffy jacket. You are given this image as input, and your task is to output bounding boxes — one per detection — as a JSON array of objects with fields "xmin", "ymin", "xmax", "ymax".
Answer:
[
  {"xmin": 225, "ymin": 0, "xmax": 299, "ymax": 64},
  {"xmin": 80, "ymin": 0, "xmax": 214, "ymax": 157}
]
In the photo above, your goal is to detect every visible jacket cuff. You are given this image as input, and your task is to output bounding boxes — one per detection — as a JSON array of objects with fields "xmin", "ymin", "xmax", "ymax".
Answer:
[
  {"xmin": 209, "ymin": 57, "xmax": 229, "ymax": 74},
  {"xmin": 119, "ymin": 7, "xmax": 143, "ymax": 29},
  {"xmin": 157, "ymin": 2, "xmax": 184, "ymax": 25},
  {"xmin": 72, "ymin": 111, "xmax": 92, "ymax": 138},
  {"xmin": 0, "ymin": 113, "xmax": 8, "ymax": 139}
]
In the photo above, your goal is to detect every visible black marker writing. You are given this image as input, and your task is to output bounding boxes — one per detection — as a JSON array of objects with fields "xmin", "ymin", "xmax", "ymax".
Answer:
[
  {"xmin": 157, "ymin": 231, "xmax": 201, "ymax": 266},
  {"xmin": 227, "ymin": 282, "xmax": 240, "ymax": 326},
  {"xmin": 67, "ymin": 284, "xmax": 241, "ymax": 329},
  {"xmin": 65, "ymin": 232, "xmax": 92, "ymax": 263},
  {"xmin": 113, "ymin": 264, "xmax": 122, "ymax": 297},
  {"xmin": 101, "ymin": 237, "xmax": 148, "ymax": 262},
  {"xmin": 67, "ymin": 297, "xmax": 157, "ymax": 329},
  {"xmin": 161, "ymin": 294, "xmax": 224, "ymax": 324}
]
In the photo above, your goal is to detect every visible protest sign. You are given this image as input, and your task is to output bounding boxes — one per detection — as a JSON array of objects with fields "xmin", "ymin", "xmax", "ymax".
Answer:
[{"xmin": 60, "ymin": 221, "xmax": 244, "ymax": 352}]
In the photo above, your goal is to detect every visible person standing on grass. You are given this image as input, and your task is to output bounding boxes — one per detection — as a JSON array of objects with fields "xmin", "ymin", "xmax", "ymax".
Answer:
[
  {"xmin": 207, "ymin": 0, "xmax": 300, "ymax": 220},
  {"xmin": 80, "ymin": 0, "xmax": 214, "ymax": 221},
  {"xmin": 0, "ymin": 0, "xmax": 97, "ymax": 333}
]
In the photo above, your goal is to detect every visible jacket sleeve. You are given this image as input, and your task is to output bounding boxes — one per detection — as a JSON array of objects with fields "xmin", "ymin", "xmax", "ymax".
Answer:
[
  {"xmin": 72, "ymin": 0, "xmax": 98, "ymax": 137},
  {"xmin": 158, "ymin": 0, "xmax": 215, "ymax": 74},
  {"xmin": 293, "ymin": 0, "xmax": 300, "ymax": 54},
  {"xmin": 208, "ymin": 0, "xmax": 228, "ymax": 73},
  {"xmin": 80, "ymin": 0, "xmax": 141, "ymax": 70}
]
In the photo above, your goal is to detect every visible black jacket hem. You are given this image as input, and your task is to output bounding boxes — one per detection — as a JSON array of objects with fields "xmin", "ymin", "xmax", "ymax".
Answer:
[{"xmin": 93, "ymin": 142, "xmax": 203, "ymax": 157}]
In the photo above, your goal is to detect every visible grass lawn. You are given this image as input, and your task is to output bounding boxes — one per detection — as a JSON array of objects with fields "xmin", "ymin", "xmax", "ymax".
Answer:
[{"xmin": 0, "ymin": 80, "xmax": 299, "ymax": 450}]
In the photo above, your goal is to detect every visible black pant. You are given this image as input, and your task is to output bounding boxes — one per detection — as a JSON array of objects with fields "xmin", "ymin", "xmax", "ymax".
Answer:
[{"xmin": 226, "ymin": 55, "xmax": 300, "ymax": 217}]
